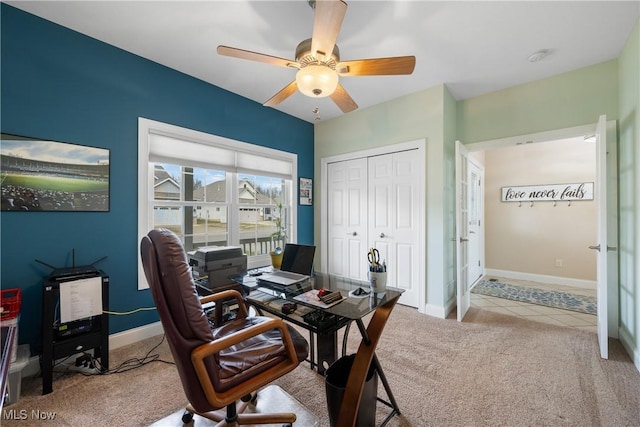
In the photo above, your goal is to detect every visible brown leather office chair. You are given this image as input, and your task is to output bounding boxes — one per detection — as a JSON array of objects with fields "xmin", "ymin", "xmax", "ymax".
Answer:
[{"xmin": 140, "ymin": 228, "xmax": 309, "ymax": 426}]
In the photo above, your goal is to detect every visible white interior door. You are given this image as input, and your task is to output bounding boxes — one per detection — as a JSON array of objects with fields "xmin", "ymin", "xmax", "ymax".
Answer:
[
  {"xmin": 327, "ymin": 158, "xmax": 368, "ymax": 280},
  {"xmin": 456, "ymin": 141, "xmax": 471, "ymax": 321},
  {"xmin": 594, "ymin": 114, "xmax": 609, "ymax": 359},
  {"xmin": 467, "ymin": 158, "xmax": 484, "ymax": 287},
  {"xmin": 368, "ymin": 150, "xmax": 421, "ymax": 307}
]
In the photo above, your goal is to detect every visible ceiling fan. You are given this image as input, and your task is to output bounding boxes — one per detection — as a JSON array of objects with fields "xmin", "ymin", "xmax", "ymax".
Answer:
[{"xmin": 217, "ymin": 0, "xmax": 416, "ymax": 113}]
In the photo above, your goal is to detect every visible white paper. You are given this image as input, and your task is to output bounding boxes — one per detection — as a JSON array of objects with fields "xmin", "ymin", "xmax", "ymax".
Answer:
[{"xmin": 59, "ymin": 276, "xmax": 103, "ymax": 323}]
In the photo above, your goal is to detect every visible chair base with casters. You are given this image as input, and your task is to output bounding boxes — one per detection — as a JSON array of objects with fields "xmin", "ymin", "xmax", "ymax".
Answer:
[
  {"xmin": 181, "ymin": 390, "xmax": 296, "ymax": 426},
  {"xmin": 140, "ymin": 228, "xmax": 312, "ymax": 427},
  {"xmin": 149, "ymin": 385, "xmax": 319, "ymax": 427}
]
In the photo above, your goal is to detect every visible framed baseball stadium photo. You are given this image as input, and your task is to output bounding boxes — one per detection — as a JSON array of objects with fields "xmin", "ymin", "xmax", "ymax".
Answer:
[{"xmin": 1, "ymin": 134, "xmax": 110, "ymax": 212}]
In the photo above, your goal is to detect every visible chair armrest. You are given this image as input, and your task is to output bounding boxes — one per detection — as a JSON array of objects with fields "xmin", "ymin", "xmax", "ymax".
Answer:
[
  {"xmin": 199, "ymin": 289, "xmax": 248, "ymax": 318},
  {"xmin": 191, "ymin": 316, "xmax": 299, "ymax": 403}
]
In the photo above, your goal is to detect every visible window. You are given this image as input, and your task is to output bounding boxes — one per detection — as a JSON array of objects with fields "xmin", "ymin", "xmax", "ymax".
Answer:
[{"xmin": 138, "ymin": 118, "xmax": 297, "ymax": 290}]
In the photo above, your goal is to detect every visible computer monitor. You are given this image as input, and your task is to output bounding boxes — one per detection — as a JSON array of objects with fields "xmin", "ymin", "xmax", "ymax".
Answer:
[{"xmin": 280, "ymin": 244, "xmax": 316, "ymax": 276}]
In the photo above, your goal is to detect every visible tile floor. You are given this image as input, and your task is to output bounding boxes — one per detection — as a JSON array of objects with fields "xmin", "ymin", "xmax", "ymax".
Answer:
[{"xmin": 470, "ymin": 277, "xmax": 597, "ymax": 334}]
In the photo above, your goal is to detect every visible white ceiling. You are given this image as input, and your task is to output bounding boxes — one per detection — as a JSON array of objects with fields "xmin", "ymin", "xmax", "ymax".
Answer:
[{"xmin": 6, "ymin": 1, "xmax": 639, "ymax": 123}]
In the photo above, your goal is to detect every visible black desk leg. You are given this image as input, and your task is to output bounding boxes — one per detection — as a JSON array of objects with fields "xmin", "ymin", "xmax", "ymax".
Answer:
[
  {"xmin": 308, "ymin": 331, "xmax": 316, "ymax": 371},
  {"xmin": 316, "ymin": 331, "xmax": 337, "ymax": 376},
  {"xmin": 372, "ymin": 353, "xmax": 401, "ymax": 426}
]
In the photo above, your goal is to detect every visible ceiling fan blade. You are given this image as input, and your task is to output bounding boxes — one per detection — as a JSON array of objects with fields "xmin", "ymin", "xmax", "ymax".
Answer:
[
  {"xmin": 217, "ymin": 45, "xmax": 298, "ymax": 69},
  {"xmin": 311, "ymin": 0, "xmax": 347, "ymax": 61},
  {"xmin": 337, "ymin": 56, "xmax": 416, "ymax": 76},
  {"xmin": 264, "ymin": 81, "xmax": 299, "ymax": 107},
  {"xmin": 330, "ymin": 83, "xmax": 358, "ymax": 113}
]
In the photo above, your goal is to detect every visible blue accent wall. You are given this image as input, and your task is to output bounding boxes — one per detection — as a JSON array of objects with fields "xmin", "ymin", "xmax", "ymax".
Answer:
[{"xmin": 0, "ymin": 4, "xmax": 314, "ymax": 354}]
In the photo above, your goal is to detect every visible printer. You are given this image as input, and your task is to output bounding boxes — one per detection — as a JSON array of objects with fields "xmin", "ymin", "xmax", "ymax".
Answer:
[{"xmin": 188, "ymin": 245, "xmax": 247, "ymax": 289}]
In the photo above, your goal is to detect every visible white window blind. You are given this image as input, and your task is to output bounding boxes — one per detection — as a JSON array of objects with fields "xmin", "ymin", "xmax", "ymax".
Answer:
[
  {"xmin": 149, "ymin": 132, "xmax": 293, "ymax": 179},
  {"xmin": 236, "ymin": 151, "xmax": 292, "ymax": 179}
]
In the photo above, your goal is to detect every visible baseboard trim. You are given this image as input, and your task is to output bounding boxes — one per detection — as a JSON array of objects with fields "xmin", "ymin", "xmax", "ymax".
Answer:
[
  {"xmin": 109, "ymin": 321, "xmax": 164, "ymax": 350},
  {"xmin": 484, "ymin": 269, "xmax": 596, "ymax": 290},
  {"xmin": 424, "ymin": 303, "xmax": 447, "ymax": 319},
  {"xmin": 619, "ymin": 328, "xmax": 640, "ymax": 373}
]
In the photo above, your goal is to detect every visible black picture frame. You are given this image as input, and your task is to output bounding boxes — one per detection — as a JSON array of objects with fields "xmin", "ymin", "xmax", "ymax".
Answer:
[
  {"xmin": 1, "ymin": 133, "xmax": 110, "ymax": 212},
  {"xmin": 299, "ymin": 177, "xmax": 312, "ymax": 206}
]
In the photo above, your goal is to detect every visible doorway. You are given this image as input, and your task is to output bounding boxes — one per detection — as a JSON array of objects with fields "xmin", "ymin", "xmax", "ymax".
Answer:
[
  {"xmin": 470, "ymin": 137, "xmax": 598, "ymax": 333},
  {"xmin": 456, "ymin": 119, "xmax": 619, "ymax": 358}
]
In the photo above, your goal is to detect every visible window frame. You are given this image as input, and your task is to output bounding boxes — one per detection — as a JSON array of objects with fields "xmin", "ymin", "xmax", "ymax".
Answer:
[{"xmin": 138, "ymin": 118, "xmax": 298, "ymax": 290}]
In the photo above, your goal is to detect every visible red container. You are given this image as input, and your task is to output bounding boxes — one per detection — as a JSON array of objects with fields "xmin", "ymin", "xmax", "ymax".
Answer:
[{"xmin": 0, "ymin": 288, "xmax": 22, "ymax": 321}]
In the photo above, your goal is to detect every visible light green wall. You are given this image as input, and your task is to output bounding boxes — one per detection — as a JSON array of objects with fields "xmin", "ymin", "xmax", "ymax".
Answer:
[
  {"xmin": 457, "ymin": 60, "xmax": 619, "ymax": 143},
  {"xmin": 315, "ymin": 84, "xmax": 450, "ymax": 313},
  {"xmin": 618, "ymin": 18, "xmax": 640, "ymax": 369},
  {"xmin": 314, "ymin": 84, "xmax": 445, "ymax": 157}
]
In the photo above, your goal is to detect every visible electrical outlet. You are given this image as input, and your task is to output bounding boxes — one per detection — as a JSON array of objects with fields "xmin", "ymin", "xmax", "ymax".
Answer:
[{"xmin": 555, "ymin": 259, "xmax": 563, "ymax": 267}]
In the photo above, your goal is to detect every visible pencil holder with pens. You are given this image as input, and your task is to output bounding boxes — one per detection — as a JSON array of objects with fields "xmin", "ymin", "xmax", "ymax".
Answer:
[
  {"xmin": 367, "ymin": 247, "xmax": 387, "ymax": 293},
  {"xmin": 368, "ymin": 271, "xmax": 387, "ymax": 293}
]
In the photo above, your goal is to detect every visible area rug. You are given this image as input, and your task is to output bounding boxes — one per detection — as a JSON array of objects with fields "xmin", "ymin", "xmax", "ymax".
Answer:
[{"xmin": 472, "ymin": 279, "xmax": 597, "ymax": 315}]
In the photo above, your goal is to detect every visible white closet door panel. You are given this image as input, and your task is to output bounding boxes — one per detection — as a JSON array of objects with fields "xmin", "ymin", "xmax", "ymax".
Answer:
[
  {"xmin": 396, "ymin": 183, "xmax": 413, "ymax": 229},
  {"xmin": 349, "ymin": 239, "xmax": 365, "ymax": 278},
  {"xmin": 327, "ymin": 158, "xmax": 368, "ymax": 280},
  {"xmin": 368, "ymin": 150, "xmax": 420, "ymax": 307},
  {"xmin": 396, "ymin": 243, "xmax": 414, "ymax": 293},
  {"xmin": 371, "ymin": 157, "xmax": 392, "ymax": 179},
  {"xmin": 330, "ymin": 237, "xmax": 345, "ymax": 276},
  {"xmin": 347, "ymin": 162, "xmax": 365, "ymax": 182},
  {"xmin": 392, "ymin": 151, "xmax": 420, "ymax": 306},
  {"xmin": 328, "ymin": 161, "xmax": 347, "ymax": 277},
  {"xmin": 348, "ymin": 188, "xmax": 364, "ymax": 228},
  {"xmin": 372, "ymin": 186, "xmax": 391, "ymax": 229},
  {"xmin": 395, "ymin": 155, "xmax": 415, "ymax": 176},
  {"xmin": 330, "ymin": 188, "xmax": 344, "ymax": 226}
]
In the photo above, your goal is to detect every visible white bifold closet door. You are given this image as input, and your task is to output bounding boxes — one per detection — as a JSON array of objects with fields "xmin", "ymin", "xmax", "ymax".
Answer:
[{"xmin": 328, "ymin": 149, "xmax": 421, "ymax": 308}]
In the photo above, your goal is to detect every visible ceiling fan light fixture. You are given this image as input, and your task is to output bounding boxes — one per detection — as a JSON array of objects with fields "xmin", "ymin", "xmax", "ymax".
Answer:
[{"xmin": 296, "ymin": 64, "xmax": 338, "ymax": 98}]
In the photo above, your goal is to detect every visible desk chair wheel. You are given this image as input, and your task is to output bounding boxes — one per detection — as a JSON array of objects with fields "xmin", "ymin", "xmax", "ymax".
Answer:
[
  {"xmin": 181, "ymin": 410, "xmax": 194, "ymax": 424},
  {"xmin": 241, "ymin": 392, "xmax": 259, "ymax": 404}
]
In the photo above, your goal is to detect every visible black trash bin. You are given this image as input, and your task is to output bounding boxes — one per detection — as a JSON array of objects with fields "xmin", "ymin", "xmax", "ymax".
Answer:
[{"xmin": 325, "ymin": 354, "xmax": 378, "ymax": 427}]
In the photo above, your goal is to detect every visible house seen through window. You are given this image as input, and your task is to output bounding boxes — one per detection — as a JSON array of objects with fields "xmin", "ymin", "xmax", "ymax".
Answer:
[{"xmin": 152, "ymin": 163, "xmax": 289, "ymax": 256}]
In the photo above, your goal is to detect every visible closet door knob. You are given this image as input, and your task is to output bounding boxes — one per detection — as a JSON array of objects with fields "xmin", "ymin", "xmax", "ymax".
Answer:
[
  {"xmin": 379, "ymin": 233, "xmax": 386, "ymax": 238},
  {"xmin": 347, "ymin": 231, "xmax": 357, "ymax": 236}
]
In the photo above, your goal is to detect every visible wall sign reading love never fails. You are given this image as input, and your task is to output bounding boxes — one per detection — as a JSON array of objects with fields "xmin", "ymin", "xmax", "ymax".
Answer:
[{"xmin": 501, "ymin": 182, "xmax": 594, "ymax": 202}]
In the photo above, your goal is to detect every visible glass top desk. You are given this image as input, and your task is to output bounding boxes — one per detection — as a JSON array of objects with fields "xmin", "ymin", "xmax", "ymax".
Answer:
[
  {"xmin": 238, "ymin": 271, "xmax": 404, "ymax": 426},
  {"xmin": 237, "ymin": 272, "xmax": 402, "ymax": 369}
]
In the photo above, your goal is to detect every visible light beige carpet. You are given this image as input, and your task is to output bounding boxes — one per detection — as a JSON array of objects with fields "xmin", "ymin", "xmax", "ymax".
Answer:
[{"xmin": 4, "ymin": 306, "xmax": 639, "ymax": 426}]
